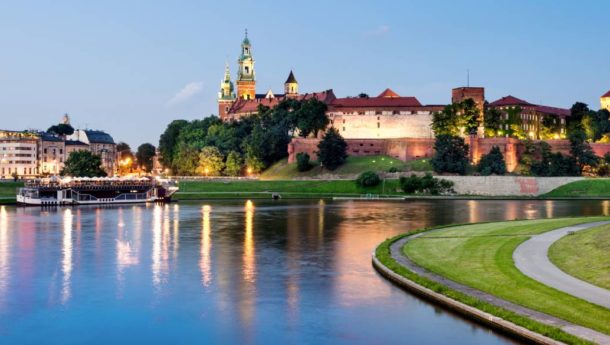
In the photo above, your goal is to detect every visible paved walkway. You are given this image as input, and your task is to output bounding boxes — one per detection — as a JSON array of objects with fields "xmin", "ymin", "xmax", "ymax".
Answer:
[
  {"xmin": 513, "ymin": 221, "xmax": 610, "ymax": 310},
  {"xmin": 389, "ymin": 230, "xmax": 610, "ymax": 345}
]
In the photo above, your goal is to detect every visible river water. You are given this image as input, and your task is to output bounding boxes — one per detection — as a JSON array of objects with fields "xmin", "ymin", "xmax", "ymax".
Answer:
[{"xmin": 0, "ymin": 199, "xmax": 608, "ymax": 344}]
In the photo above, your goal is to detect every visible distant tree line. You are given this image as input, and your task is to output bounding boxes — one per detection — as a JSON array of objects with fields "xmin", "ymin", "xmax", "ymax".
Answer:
[{"xmin": 158, "ymin": 98, "xmax": 330, "ymax": 176}]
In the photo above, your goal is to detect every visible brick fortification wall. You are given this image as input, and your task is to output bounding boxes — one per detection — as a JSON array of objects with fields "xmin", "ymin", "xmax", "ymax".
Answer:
[{"xmin": 288, "ymin": 136, "xmax": 610, "ymax": 171}]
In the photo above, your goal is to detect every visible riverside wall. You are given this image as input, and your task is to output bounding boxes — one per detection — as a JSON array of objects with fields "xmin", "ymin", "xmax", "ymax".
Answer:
[
  {"xmin": 438, "ymin": 176, "xmax": 583, "ymax": 196},
  {"xmin": 288, "ymin": 136, "xmax": 610, "ymax": 172}
]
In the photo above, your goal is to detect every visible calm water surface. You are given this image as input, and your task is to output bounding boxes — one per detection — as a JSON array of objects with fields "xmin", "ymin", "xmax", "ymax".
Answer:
[{"xmin": 1, "ymin": 199, "xmax": 609, "ymax": 344}]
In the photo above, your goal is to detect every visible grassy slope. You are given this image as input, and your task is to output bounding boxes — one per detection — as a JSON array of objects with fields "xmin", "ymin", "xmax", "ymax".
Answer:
[
  {"xmin": 260, "ymin": 155, "xmax": 430, "ymax": 180},
  {"xmin": 177, "ymin": 179, "xmax": 403, "ymax": 199},
  {"xmin": 545, "ymin": 179, "xmax": 610, "ymax": 197},
  {"xmin": 404, "ymin": 218, "xmax": 610, "ymax": 336},
  {"xmin": 0, "ymin": 182, "xmax": 21, "ymax": 203},
  {"xmin": 549, "ymin": 224, "xmax": 610, "ymax": 290}
]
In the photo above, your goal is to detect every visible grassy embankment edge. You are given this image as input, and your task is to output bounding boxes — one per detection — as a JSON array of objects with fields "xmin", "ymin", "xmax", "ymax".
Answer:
[{"xmin": 373, "ymin": 222, "xmax": 595, "ymax": 345}]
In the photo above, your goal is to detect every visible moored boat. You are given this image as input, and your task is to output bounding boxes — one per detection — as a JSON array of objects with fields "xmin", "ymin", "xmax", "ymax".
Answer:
[{"xmin": 16, "ymin": 176, "xmax": 179, "ymax": 206}]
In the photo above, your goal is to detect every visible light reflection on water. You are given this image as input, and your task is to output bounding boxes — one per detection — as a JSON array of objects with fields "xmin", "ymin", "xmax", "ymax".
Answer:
[{"xmin": 0, "ymin": 199, "xmax": 608, "ymax": 344}]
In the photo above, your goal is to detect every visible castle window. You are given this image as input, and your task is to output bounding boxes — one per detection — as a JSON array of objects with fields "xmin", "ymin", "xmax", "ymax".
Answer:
[
  {"xmin": 342, "ymin": 127, "xmax": 346, "ymax": 132},
  {"xmin": 245, "ymin": 66, "xmax": 249, "ymax": 74},
  {"xmin": 377, "ymin": 122, "xmax": 380, "ymax": 128},
  {"xmin": 358, "ymin": 111, "xmax": 364, "ymax": 115}
]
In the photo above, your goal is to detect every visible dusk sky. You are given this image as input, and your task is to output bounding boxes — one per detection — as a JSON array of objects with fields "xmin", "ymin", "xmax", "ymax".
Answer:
[{"xmin": 1, "ymin": 0, "xmax": 609, "ymax": 147}]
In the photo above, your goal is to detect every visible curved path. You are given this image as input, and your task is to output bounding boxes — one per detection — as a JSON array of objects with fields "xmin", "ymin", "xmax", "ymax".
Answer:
[
  {"xmin": 513, "ymin": 221, "xmax": 610, "ymax": 310},
  {"xmin": 386, "ymin": 230, "xmax": 610, "ymax": 345}
]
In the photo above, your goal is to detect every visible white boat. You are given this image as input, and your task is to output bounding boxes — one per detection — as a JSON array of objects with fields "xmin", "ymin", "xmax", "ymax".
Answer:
[{"xmin": 16, "ymin": 176, "xmax": 179, "ymax": 206}]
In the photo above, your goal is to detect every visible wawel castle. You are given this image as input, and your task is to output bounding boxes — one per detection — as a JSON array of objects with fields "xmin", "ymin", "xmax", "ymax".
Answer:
[{"xmin": 219, "ymin": 32, "xmax": 610, "ymax": 143}]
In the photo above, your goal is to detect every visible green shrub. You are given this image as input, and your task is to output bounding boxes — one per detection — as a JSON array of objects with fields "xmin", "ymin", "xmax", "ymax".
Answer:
[
  {"xmin": 388, "ymin": 166, "xmax": 399, "ymax": 173},
  {"xmin": 431, "ymin": 135, "xmax": 469, "ymax": 174},
  {"xmin": 399, "ymin": 173, "xmax": 454, "ymax": 195},
  {"xmin": 296, "ymin": 152, "xmax": 312, "ymax": 172},
  {"xmin": 477, "ymin": 146, "xmax": 506, "ymax": 176},
  {"xmin": 356, "ymin": 171, "xmax": 381, "ymax": 187}
]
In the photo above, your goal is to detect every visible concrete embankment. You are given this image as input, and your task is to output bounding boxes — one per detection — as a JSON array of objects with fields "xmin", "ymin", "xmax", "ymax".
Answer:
[{"xmin": 439, "ymin": 176, "xmax": 583, "ymax": 197}]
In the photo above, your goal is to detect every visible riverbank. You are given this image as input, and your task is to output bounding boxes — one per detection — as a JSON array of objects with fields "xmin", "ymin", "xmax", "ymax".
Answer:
[{"xmin": 374, "ymin": 218, "xmax": 610, "ymax": 345}]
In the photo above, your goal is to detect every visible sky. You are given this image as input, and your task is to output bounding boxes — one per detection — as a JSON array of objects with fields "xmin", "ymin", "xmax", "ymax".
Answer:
[{"xmin": 1, "ymin": 0, "xmax": 609, "ymax": 148}]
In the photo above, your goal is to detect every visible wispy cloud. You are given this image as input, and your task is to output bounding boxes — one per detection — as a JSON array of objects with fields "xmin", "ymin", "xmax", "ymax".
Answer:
[
  {"xmin": 167, "ymin": 81, "xmax": 203, "ymax": 106},
  {"xmin": 365, "ymin": 25, "xmax": 390, "ymax": 37}
]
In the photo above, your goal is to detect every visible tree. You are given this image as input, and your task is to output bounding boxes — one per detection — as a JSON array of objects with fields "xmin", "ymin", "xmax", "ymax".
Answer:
[
  {"xmin": 317, "ymin": 128, "xmax": 348, "ymax": 170},
  {"xmin": 484, "ymin": 107, "xmax": 504, "ymax": 137},
  {"xmin": 294, "ymin": 99, "xmax": 329, "ymax": 138},
  {"xmin": 568, "ymin": 102, "xmax": 589, "ymax": 131},
  {"xmin": 116, "ymin": 142, "xmax": 134, "ymax": 175},
  {"xmin": 197, "ymin": 146, "xmax": 225, "ymax": 176},
  {"xmin": 477, "ymin": 146, "xmax": 506, "ymax": 175},
  {"xmin": 358, "ymin": 93, "xmax": 369, "ymax": 98},
  {"xmin": 61, "ymin": 151, "xmax": 107, "ymax": 177},
  {"xmin": 224, "ymin": 151, "xmax": 243, "ymax": 176},
  {"xmin": 158, "ymin": 120, "xmax": 189, "ymax": 169},
  {"xmin": 431, "ymin": 135, "xmax": 469, "ymax": 174},
  {"xmin": 432, "ymin": 104, "xmax": 460, "ymax": 136},
  {"xmin": 539, "ymin": 116, "xmax": 562, "ymax": 140},
  {"xmin": 136, "ymin": 143, "xmax": 156, "ymax": 173},
  {"xmin": 296, "ymin": 152, "xmax": 312, "ymax": 172},
  {"xmin": 460, "ymin": 98, "xmax": 480, "ymax": 135},
  {"xmin": 47, "ymin": 123, "xmax": 74, "ymax": 137},
  {"xmin": 172, "ymin": 143, "xmax": 200, "ymax": 175},
  {"xmin": 569, "ymin": 129, "xmax": 598, "ymax": 173},
  {"xmin": 582, "ymin": 110, "xmax": 609, "ymax": 142},
  {"xmin": 505, "ymin": 106, "xmax": 525, "ymax": 139},
  {"xmin": 245, "ymin": 150, "xmax": 264, "ymax": 174}
]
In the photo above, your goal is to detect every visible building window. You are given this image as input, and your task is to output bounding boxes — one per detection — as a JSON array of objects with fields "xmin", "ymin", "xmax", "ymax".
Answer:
[
  {"xmin": 377, "ymin": 122, "xmax": 380, "ymax": 128},
  {"xmin": 342, "ymin": 127, "xmax": 346, "ymax": 132}
]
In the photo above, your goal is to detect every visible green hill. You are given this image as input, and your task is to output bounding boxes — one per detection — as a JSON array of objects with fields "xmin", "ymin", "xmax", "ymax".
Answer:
[{"xmin": 260, "ymin": 155, "xmax": 430, "ymax": 180}]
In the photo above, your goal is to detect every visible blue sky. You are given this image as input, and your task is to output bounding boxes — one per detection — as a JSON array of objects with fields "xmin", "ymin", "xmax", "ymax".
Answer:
[{"xmin": 1, "ymin": 0, "xmax": 609, "ymax": 147}]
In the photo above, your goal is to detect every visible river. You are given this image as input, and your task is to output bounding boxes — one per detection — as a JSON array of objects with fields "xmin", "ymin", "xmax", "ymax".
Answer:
[{"xmin": 0, "ymin": 199, "xmax": 608, "ymax": 344}]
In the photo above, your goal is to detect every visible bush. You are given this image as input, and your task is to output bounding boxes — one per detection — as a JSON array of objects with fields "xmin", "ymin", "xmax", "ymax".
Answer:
[
  {"xmin": 431, "ymin": 135, "xmax": 469, "ymax": 174},
  {"xmin": 388, "ymin": 167, "xmax": 399, "ymax": 173},
  {"xmin": 296, "ymin": 152, "xmax": 312, "ymax": 172},
  {"xmin": 356, "ymin": 171, "xmax": 381, "ymax": 187},
  {"xmin": 317, "ymin": 128, "xmax": 348, "ymax": 170},
  {"xmin": 399, "ymin": 173, "xmax": 454, "ymax": 195},
  {"xmin": 477, "ymin": 146, "xmax": 506, "ymax": 176}
]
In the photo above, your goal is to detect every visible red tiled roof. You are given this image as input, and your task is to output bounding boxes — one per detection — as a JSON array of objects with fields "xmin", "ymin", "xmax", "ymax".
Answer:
[
  {"xmin": 602, "ymin": 90, "xmax": 610, "ymax": 98},
  {"xmin": 490, "ymin": 95, "xmax": 570, "ymax": 117},
  {"xmin": 533, "ymin": 105, "xmax": 570, "ymax": 117},
  {"xmin": 330, "ymin": 96, "xmax": 422, "ymax": 109},
  {"xmin": 377, "ymin": 88, "xmax": 400, "ymax": 98},
  {"xmin": 489, "ymin": 95, "xmax": 533, "ymax": 107},
  {"xmin": 228, "ymin": 90, "xmax": 336, "ymax": 115}
]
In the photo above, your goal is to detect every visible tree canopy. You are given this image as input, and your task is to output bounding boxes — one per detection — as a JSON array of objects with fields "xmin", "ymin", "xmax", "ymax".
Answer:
[
  {"xmin": 136, "ymin": 143, "xmax": 156, "ymax": 173},
  {"xmin": 317, "ymin": 128, "xmax": 348, "ymax": 170},
  {"xmin": 431, "ymin": 135, "xmax": 469, "ymax": 174},
  {"xmin": 47, "ymin": 123, "xmax": 75, "ymax": 137},
  {"xmin": 61, "ymin": 151, "xmax": 107, "ymax": 177}
]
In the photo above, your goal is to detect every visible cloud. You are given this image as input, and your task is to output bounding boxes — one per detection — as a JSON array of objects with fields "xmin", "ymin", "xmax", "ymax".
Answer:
[
  {"xmin": 167, "ymin": 81, "xmax": 203, "ymax": 106},
  {"xmin": 365, "ymin": 25, "xmax": 390, "ymax": 37}
]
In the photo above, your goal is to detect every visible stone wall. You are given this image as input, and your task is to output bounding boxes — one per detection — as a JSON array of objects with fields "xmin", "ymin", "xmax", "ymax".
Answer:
[
  {"xmin": 288, "ymin": 136, "xmax": 610, "ymax": 171},
  {"xmin": 440, "ymin": 176, "xmax": 583, "ymax": 196},
  {"xmin": 329, "ymin": 112, "xmax": 434, "ymax": 139}
]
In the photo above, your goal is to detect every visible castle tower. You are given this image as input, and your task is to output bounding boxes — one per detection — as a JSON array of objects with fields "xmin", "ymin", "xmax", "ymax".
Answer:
[
  {"xmin": 601, "ymin": 90, "xmax": 610, "ymax": 112},
  {"xmin": 452, "ymin": 87, "xmax": 485, "ymax": 137},
  {"xmin": 236, "ymin": 30, "xmax": 256, "ymax": 100},
  {"xmin": 218, "ymin": 63, "xmax": 236, "ymax": 120},
  {"xmin": 284, "ymin": 70, "xmax": 299, "ymax": 97}
]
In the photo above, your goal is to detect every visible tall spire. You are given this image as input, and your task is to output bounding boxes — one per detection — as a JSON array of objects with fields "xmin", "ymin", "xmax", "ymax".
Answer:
[
  {"xmin": 237, "ymin": 30, "xmax": 255, "ymax": 100},
  {"xmin": 218, "ymin": 62, "xmax": 235, "ymax": 101},
  {"xmin": 223, "ymin": 62, "xmax": 231, "ymax": 82}
]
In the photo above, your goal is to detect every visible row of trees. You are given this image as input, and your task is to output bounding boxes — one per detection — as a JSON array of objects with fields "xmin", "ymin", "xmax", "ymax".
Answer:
[
  {"xmin": 116, "ymin": 142, "xmax": 156, "ymax": 175},
  {"xmin": 158, "ymin": 98, "xmax": 330, "ymax": 176}
]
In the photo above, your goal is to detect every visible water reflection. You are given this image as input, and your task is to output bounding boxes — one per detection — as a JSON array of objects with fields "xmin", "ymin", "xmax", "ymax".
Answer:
[
  {"xmin": 200, "ymin": 205, "xmax": 212, "ymax": 287},
  {"xmin": 61, "ymin": 208, "xmax": 73, "ymax": 304},
  {"xmin": 2, "ymin": 199, "xmax": 610, "ymax": 344},
  {"xmin": 0, "ymin": 206, "xmax": 8, "ymax": 308}
]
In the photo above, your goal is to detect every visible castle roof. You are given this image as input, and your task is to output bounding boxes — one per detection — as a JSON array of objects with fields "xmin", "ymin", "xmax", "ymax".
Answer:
[
  {"xmin": 377, "ymin": 88, "xmax": 400, "ymax": 98},
  {"xmin": 330, "ymin": 89, "xmax": 423, "ymax": 109},
  {"xmin": 285, "ymin": 70, "xmax": 298, "ymax": 84},
  {"xmin": 489, "ymin": 95, "xmax": 533, "ymax": 107},
  {"xmin": 84, "ymin": 130, "xmax": 115, "ymax": 144},
  {"xmin": 65, "ymin": 140, "xmax": 89, "ymax": 146},
  {"xmin": 602, "ymin": 90, "xmax": 610, "ymax": 98},
  {"xmin": 490, "ymin": 95, "xmax": 570, "ymax": 117},
  {"xmin": 227, "ymin": 90, "xmax": 337, "ymax": 115}
]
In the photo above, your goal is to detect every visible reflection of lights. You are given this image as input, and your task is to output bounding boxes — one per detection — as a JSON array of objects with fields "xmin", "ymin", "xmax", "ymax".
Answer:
[
  {"xmin": 603, "ymin": 200, "xmax": 610, "ymax": 216},
  {"xmin": 200, "ymin": 205, "xmax": 212, "ymax": 287},
  {"xmin": 243, "ymin": 200, "xmax": 255, "ymax": 283},
  {"xmin": 61, "ymin": 209, "xmax": 73, "ymax": 304},
  {"xmin": 0, "ymin": 206, "xmax": 9, "ymax": 306},
  {"xmin": 467, "ymin": 200, "xmax": 479, "ymax": 223},
  {"xmin": 152, "ymin": 205, "xmax": 163, "ymax": 288}
]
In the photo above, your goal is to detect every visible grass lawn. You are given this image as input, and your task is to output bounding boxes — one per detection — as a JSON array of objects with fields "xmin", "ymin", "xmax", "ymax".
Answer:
[
  {"xmin": 544, "ymin": 179, "xmax": 610, "ymax": 197},
  {"xmin": 403, "ymin": 218, "xmax": 610, "ymax": 336},
  {"xmin": 176, "ymin": 179, "xmax": 403, "ymax": 199},
  {"xmin": 549, "ymin": 223, "xmax": 610, "ymax": 290},
  {"xmin": 260, "ymin": 155, "xmax": 430, "ymax": 180},
  {"xmin": 0, "ymin": 182, "xmax": 21, "ymax": 203}
]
